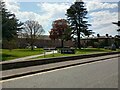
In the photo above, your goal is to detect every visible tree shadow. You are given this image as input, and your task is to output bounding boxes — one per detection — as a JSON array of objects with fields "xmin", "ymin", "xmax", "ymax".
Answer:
[{"xmin": 2, "ymin": 54, "xmax": 16, "ymax": 61}]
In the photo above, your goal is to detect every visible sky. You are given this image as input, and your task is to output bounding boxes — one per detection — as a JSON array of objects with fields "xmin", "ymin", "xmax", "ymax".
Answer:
[{"xmin": 3, "ymin": 0, "xmax": 120, "ymax": 37}]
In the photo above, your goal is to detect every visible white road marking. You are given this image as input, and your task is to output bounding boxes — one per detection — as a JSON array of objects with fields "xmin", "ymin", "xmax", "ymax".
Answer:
[{"xmin": 1, "ymin": 58, "xmax": 117, "ymax": 83}]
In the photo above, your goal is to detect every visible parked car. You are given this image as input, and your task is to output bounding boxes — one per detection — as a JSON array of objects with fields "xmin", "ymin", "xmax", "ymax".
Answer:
[{"xmin": 26, "ymin": 45, "xmax": 37, "ymax": 49}]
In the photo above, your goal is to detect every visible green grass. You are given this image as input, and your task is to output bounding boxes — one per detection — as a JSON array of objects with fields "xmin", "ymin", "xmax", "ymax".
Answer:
[
  {"xmin": 2, "ymin": 48, "xmax": 44, "ymax": 61},
  {"xmin": 32, "ymin": 48, "xmax": 119, "ymax": 60},
  {"xmin": 76, "ymin": 48, "xmax": 111, "ymax": 54},
  {"xmin": 1, "ymin": 48, "xmax": 120, "ymax": 61}
]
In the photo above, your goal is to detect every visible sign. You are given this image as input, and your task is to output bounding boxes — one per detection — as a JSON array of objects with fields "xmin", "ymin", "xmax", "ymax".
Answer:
[
  {"xmin": 61, "ymin": 48, "xmax": 75, "ymax": 54},
  {"xmin": 44, "ymin": 48, "xmax": 56, "ymax": 51}
]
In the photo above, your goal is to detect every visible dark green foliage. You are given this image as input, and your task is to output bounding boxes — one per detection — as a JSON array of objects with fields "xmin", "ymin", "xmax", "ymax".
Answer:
[
  {"xmin": 112, "ymin": 21, "xmax": 120, "ymax": 35},
  {"xmin": 84, "ymin": 30, "xmax": 94, "ymax": 37},
  {"xmin": 1, "ymin": 1, "xmax": 23, "ymax": 41},
  {"xmin": 112, "ymin": 21, "xmax": 120, "ymax": 26},
  {"xmin": 97, "ymin": 34, "xmax": 100, "ymax": 37},
  {"xmin": 66, "ymin": 1, "xmax": 92, "ymax": 49}
]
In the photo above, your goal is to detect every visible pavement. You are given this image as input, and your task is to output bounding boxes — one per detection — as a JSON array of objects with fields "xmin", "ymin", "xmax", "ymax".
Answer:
[
  {"xmin": 1, "ymin": 54, "xmax": 119, "ymax": 80},
  {"xmin": 1, "ymin": 50, "xmax": 58, "ymax": 63},
  {"xmin": 2, "ymin": 57, "xmax": 118, "ymax": 88}
]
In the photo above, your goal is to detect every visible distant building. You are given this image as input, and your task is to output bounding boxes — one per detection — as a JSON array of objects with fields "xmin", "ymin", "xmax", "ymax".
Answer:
[
  {"xmin": 2, "ymin": 35, "xmax": 120, "ymax": 49},
  {"xmin": 16, "ymin": 35, "xmax": 74, "ymax": 48}
]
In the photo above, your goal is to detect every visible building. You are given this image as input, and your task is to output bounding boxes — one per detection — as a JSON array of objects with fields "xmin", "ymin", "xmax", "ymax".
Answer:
[{"xmin": 2, "ymin": 35, "xmax": 120, "ymax": 49}]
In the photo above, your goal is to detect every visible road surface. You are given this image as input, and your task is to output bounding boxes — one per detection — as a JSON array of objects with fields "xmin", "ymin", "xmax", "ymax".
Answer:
[{"xmin": 1, "ymin": 57, "xmax": 118, "ymax": 88}]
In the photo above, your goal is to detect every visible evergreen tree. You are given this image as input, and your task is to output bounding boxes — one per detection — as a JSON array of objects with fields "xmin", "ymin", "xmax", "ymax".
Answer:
[
  {"xmin": 112, "ymin": 21, "xmax": 120, "ymax": 35},
  {"xmin": 1, "ymin": 1, "xmax": 23, "ymax": 41},
  {"xmin": 66, "ymin": 0, "xmax": 91, "ymax": 49}
]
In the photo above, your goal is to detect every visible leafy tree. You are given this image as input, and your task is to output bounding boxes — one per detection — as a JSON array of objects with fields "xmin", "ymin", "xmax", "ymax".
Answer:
[
  {"xmin": 1, "ymin": 1, "xmax": 23, "ymax": 49},
  {"xmin": 105, "ymin": 34, "xmax": 109, "ymax": 46},
  {"xmin": 97, "ymin": 34, "xmax": 100, "ymax": 37},
  {"xmin": 22, "ymin": 20, "xmax": 44, "ymax": 50},
  {"xmin": 106, "ymin": 34, "xmax": 109, "ymax": 37},
  {"xmin": 112, "ymin": 21, "xmax": 120, "ymax": 48},
  {"xmin": 49, "ymin": 19, "xmax": 71, "ymax": 48},
  {"xmin": 84, "ymin": 30, "xmax": 94, "ymax": 37},
  {"xmin": 66, "ymin": 0, "xmax": 92, "ymax": 49},
  {"xmin": 96, "ymin": 34, "xmax": 100, "ymax": 48}
]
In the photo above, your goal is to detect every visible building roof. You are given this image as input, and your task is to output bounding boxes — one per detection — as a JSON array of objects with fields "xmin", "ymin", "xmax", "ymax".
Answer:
[
  {"xmin": 81, "ymin": 36, "xmax": 114, "ymax": 40},
  {"xmin": 38, "ymin": 35, "xmax": 51, "ymax": 40}
]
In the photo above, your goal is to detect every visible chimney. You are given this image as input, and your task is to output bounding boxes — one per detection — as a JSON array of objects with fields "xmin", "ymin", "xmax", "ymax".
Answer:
[{"xmin": 75, "ymin": 0, "xmax": 83, "ymax": 2}]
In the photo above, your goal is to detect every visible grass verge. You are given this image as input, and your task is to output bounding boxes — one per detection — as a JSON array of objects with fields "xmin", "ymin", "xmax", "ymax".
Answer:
[
  {"xmin": 2, "ymin": 48, "xmax": 44, "ymax": 61},
  {"xmin": 2, "ymin": 48, "xmax": 119, "ymax": 61},
  {"xmin": 31, "ymin": 48, "xmax": 119, "ymax": 60}
]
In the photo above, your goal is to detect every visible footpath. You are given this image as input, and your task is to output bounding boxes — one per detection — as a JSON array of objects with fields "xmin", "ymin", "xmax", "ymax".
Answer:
[
  {"xmin": 1, "ymin": 52, "xmax": 120, "ymax": 80},
  {"xmin": 1, "ymin": 50, "xmax": 58, "ymax": 63}
]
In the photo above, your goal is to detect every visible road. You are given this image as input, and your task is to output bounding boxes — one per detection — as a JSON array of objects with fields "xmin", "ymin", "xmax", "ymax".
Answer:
[{"xmin": 1, "ymin": 57, "xmax": 118, "ymax": 88}]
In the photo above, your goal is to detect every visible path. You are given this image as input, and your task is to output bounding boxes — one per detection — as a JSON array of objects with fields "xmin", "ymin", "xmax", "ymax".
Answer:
[{"xmin": 2, "ymin": 50, "xmax": 58, "ymax": 63}]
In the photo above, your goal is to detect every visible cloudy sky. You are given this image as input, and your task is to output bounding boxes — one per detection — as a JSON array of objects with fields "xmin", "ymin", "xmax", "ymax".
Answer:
[{"xmin": 4, "ymin": 0, "xmax": 119, "ymax": 36}]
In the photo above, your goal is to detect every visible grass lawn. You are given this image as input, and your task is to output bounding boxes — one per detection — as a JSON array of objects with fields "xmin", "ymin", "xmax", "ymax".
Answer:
[
  {"xmin": 1, "ymin": 48, "xmax": 119, "ymax": 61},
  {"xmin": 2, "ymin": 48, "xmax": 44, "ymax": 61},
  {"xmin": 32, "ymin": 48, "xmax": 119, "ymax": 60}
]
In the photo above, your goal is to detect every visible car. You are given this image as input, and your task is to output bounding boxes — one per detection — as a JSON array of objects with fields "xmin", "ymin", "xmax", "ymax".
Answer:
[{"xmin": 26, "ymin": 45, "xmax": 37, "ymax": 49}]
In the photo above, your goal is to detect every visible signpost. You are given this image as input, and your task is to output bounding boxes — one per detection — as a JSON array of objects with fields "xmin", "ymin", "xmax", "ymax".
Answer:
[{"xmin": 43, "ymin": 48, "xmax": 56, "ymax": 57}]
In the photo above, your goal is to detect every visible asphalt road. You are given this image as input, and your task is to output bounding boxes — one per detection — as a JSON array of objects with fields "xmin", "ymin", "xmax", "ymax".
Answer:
[{"xmin": 2, "ymin": 57, "xmax": 118, "ymax": 88}]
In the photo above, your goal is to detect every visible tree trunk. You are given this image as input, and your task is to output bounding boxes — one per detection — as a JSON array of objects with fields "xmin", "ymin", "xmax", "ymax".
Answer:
[
  {"xmin": 77, "ymin": 30, "xmax": 81, "ymax": 49},
  {"xmin": 61, "ymin": 39, "xmax": 64, "ymax": 48},
  {"xmin": 31, "ymin": 45, "xmax": 34, "ymax": 50},
  {"xmin": 31, "ymin": 41, "xmax": 34, "ymax": 50}
]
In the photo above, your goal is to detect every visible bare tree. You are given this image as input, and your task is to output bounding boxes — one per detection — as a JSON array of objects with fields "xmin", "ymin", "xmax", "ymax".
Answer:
[{"xmin": 23, "ymin": 20, "xmax": 45, "ymax": 50}]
